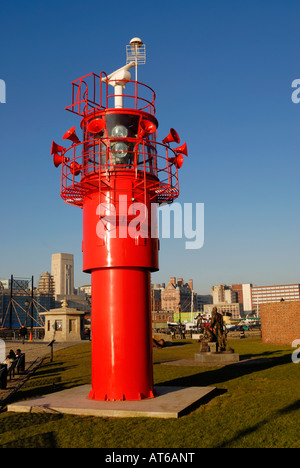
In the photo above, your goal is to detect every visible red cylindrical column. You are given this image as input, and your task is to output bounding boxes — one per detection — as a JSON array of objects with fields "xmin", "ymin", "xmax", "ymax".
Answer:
[
  {"xmin": 88, "ymin": 267, "xmax": 154, "ymax": 401},
  {"xmin": 82, "ymin": 176, "xmax": 158, "ymax": 400}
]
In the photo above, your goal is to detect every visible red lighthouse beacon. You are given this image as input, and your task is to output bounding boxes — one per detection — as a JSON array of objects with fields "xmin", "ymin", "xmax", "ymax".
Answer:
[{"xmin": 51, "ymin": 38, "xmax": 187, "ymax": 401}]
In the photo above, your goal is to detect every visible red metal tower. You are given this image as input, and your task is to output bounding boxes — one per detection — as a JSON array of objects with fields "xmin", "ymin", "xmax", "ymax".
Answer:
[{"xmin": 51, "ymin": 39, "xmax": 187, "ymax": 401}]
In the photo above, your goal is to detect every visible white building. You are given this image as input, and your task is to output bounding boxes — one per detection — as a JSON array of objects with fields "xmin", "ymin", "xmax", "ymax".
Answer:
[
  {"xmin": 252, "ymin": 283, "xmax": 300, "ymax": 315},
  {"xmin": 242, "ymin": 284, "xmax": 252, "ymax": 314},
  {"xmin": 0, "ymin": 278, "xmax": 30, "ymax": 291},
  {"xmin": 77, "ymin": 285, "xmax": 92, "ymax": 296},
  {"xmin": 51, "ymin": 253, "xmax": 74, "ymax": 298}
]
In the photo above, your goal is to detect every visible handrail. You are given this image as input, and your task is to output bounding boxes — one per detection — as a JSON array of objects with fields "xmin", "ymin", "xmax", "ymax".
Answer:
[
  {"xmin": 66, "ymin": 73, "xmax": 156, "ymax": 116},
  {"xmin": 60, "ymin": 138, "xmax": 179, "ymax": 207}
]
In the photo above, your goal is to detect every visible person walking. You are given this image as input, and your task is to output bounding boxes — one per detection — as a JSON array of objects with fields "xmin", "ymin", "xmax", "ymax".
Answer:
[{"xmin": 19, "ymin": 325, "xmax": 27, "ymax": 344}]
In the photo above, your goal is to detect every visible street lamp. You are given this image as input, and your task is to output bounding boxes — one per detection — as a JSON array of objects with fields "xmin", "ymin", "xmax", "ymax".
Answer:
[
  {"xmin": 24, "ymin": 299, "xmax": 29, "ymax": 327},
  {"xmin": 178, "ymin": 301, "xmax": 182, "ymax": 339}
]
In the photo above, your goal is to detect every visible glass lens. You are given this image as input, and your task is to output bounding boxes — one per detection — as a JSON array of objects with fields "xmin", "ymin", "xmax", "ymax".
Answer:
[
  {"xmin": 112, "ymin": 125, "xmax": 128, "ymax": 138},
  {"xmin": 114, "ymin": 142, "xmax": 128, "ymax": 157}
]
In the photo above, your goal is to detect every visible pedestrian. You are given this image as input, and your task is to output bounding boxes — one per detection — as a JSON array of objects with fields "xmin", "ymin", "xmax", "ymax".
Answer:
[
  {"xmin": 3, "ymin": 349, "xmax": 16, "ymax": 369},
  {"xmin": 19, "ymin": 325, "xmax": 28, "ymax": 344},
  {"xmin": 15, "ymin": 349, "xmax": 25, "ymax": 372}
]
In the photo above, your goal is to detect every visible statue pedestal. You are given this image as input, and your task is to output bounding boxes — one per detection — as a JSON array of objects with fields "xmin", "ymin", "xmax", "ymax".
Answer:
[
  {"xmin": 195, "ymin": 341, "xmax": 240, "ymax": 364},
  {"xmin": 194, "ymin": 351, "xmax": 240, "ymax": 364}
]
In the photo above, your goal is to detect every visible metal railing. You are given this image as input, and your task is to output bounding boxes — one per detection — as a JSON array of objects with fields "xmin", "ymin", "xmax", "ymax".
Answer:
[
  {"xmin": 60, "ymin": 138, "xmax": 179, "ymax": 207},
  {"xmin": 65, "ymin": 72, "xmax": 156, "ymax": 116}
]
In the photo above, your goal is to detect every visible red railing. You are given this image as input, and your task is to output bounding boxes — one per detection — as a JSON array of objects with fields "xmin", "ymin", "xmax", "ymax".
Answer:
[
  {"xmin": 65, "ymin": 72, "xmax": 156, "ymax": 117},
  {"xmin": 60, "ymin": 139, "xmax": 179, "ymax": 207}
]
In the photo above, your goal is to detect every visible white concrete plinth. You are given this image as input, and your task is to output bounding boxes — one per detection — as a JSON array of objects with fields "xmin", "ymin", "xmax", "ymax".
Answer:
[{"xmin": 7, "ymin": 385, "xmax": 215, "ymax": 419}]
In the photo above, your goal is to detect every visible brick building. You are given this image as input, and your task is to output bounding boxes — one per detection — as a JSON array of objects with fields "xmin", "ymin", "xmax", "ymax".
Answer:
[
  {"xmin": 161, "ymin": 277, "xmax": 196, "ymax": 313},
  {"xmin": 151, "ymin": 283, "xmax": 164, "ymax": 312},
  {"xmin": 260, "ymin": 301, "xmax": 300, "ymax": 346}
]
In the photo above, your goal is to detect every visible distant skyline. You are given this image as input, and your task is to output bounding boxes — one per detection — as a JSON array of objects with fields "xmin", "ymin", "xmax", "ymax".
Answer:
[
  {"xmin": 0, "ymin": 0, "xmax": 299, "ymax": 295},
  {"xmin": 1, "ymin": 249, "xmax": 299, "ymax": 296}
]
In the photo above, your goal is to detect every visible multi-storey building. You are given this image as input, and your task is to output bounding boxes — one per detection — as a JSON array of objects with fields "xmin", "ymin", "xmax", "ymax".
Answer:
[
  {"xmin": 51, "ymin": 253, "xmax": 74, "ymax": 298},
  {"xmin": 77, "ymin": 285, "xmax": 92, "ymax": 296},
  {"xmin": 151, "ymin": 283, "xmax": 163, "ymax": 312},
  {"xmin": 161, "ymin": 277, "xmax": 196, "ymax": 314},
  {"xmin": 211, "ymin": 284, "xmax": 237, "ymax": 304},
  {"xmin": 38, "ymin": 272, "xmax": 55, "ymax": 296},
  {"xmin": 231, "ymin": 283, "xmax": 252, "ymax": 315},
  {"xmin": 251, "ymin": 283, "xmax": 300, "ymax": 315},
  {"xmin": 231, "ymin": 283, "xmax": 300, "ymax": 316},
  {"xmin": 203, "ymin": 302, "xmax": 243, "ymax": 320},
  {"xmin": 0, "ymin": 278, "xmax": 30, "ymax": 291},
  {"xmin": 204, "ymin": 284, "xmax": 242, "ymax": 319}
]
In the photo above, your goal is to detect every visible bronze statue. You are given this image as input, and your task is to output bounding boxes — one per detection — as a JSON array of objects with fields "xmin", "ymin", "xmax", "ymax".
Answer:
[{"xmin": 204, "ymin": 307, "xmax": 227, "ymax": 351}]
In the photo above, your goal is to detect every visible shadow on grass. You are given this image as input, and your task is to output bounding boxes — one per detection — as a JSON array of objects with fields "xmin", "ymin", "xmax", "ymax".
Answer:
[
  {"xmin": 0, "ymin": 431, "xmax": 58, "ymax": 448},
  {"xmin": 7, "ymin": 359, "xmax": 90, "ymax": 405},
  {"xmin": 240, "ymin": 349, "xmax": 287, "ymax": 361},
  {"xmin": 178, "ymin": 387, "xmax": 227, "ymax": 417},
  {"xmin": 216, "ymin": 399, "xmax": 300, "ymax": 448},
  {"xmin": 157, "ymin": 352, "xmax": 292, "ymax": 388},
  {"xmin": 164, "ymin": 341, "xmax": 193, "ymax": 347}
]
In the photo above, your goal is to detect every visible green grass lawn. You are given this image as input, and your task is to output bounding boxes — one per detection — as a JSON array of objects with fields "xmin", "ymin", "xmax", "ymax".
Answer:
[{"xmin": 0, "ymin": 338, "xmax": 299, "ymax": 448}]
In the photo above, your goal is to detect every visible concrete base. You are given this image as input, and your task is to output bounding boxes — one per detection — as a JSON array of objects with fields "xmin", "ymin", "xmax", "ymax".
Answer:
[
  {"xmin": 194, "ymin": 352, "xmax": 240, "ymax": 364},
  {"xmin": 7, "ymin": 384, "xmax": 215, "ymax": 419}
]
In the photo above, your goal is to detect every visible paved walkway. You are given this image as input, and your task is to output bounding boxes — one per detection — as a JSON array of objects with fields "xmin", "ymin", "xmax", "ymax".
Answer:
[
  {"xmin": 3, "ymin": 339, "xmax": 82, "ymax": 364},
  {"xmin": 0, "ymin": 340, "xmax": 84, "ymax": 409}
]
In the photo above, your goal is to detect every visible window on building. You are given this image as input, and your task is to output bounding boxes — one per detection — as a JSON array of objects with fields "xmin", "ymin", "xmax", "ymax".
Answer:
[
  {"xmin": 55, "ymin": 320, "xmax": 62, "ymax": 331},
  {"xmin": 69, "ymin": 319, "xmax": 76, "ymax": 333}
]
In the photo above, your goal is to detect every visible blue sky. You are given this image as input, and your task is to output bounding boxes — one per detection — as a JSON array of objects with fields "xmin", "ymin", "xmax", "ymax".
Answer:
[{"xmin": 0, "ymin": 0, "xmax": 299, "ymax": 294}]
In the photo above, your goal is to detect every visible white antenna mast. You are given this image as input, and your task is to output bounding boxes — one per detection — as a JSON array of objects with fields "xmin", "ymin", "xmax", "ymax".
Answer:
[
  {"xmin": 126, "ymin": 37, "xmax": 146, "ymax": 82},
  {"xmin": 101, "ymin": 62, "xmax": 136, "ymax": 108},
  {"xmin": 102, "ymin": 38, "xmax": 146, "ymax": 108}
]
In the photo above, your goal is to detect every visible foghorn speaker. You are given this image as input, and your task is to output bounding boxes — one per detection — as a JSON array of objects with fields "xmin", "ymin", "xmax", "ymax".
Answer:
[
  {"xmin": 51, "ymin": 141, "xmax": 65, "ymax": 155},
  {"xmin": 138, "ymin": 120, "xmax": 157, "ymax": 138},
  {"xmin": 63, "ymin": 127, "xmax": 80, "ymax": 144},
  {"xmin": 169, "ymin": 154, "xmax": 184, "ymax": 169},
  {"xmin": 53, "ymin": 153, "xmax": 69, "ymax": 168},
  {"xmin": 174, "ymin": 142, "xmax": 188, "ymax": 157},
  {"xmin": 70, "ymin": 161, "xmax": 82, "ymax": 176},
  {"xmin": 174, "ymin": 154, "xmax": 184, "ymax": 169},
  {"xmin": 87, "ymin": 118, "xmax": 105, "ymax": 134},
  {"xmin": 162, "ymin": 128, "xmax": 180, "ymax": 145}
]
